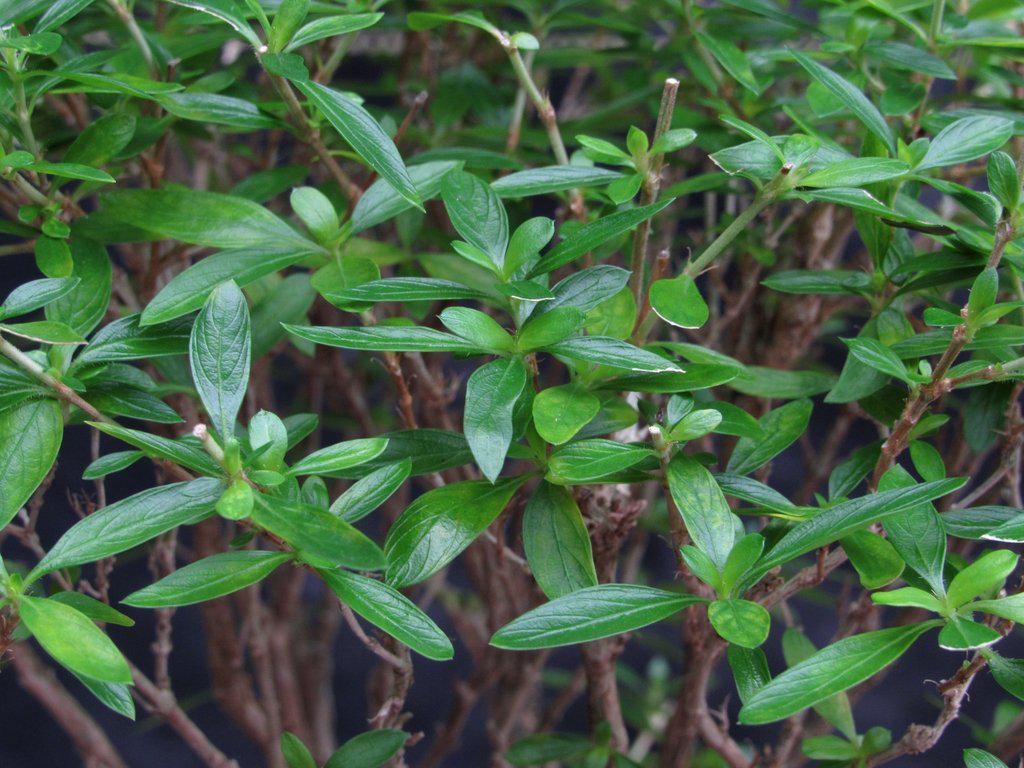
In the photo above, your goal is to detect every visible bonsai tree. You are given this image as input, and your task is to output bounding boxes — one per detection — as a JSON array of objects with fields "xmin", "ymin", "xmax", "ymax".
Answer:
[{"xmin": 0, "ymin": 1, "xmax": 1023, "ymax": 767}]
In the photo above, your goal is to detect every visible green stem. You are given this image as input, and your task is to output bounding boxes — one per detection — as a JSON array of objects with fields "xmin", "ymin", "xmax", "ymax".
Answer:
[
  {"xmin": 505, "ymin": 45, "xmax": 570, "ymax": 166},
  {"xmin": 106, "ymin": 0, "xmax": 158, "ymax": 79},
  {"xmin": 684, "ymin": 193, "xmax": 771, "ymax": 278},
  {"xmin": 929, "ymin": 0, "xmax": 945, "ymax": 47},
  {"xmin": 0, "ymin": 335, "xmax": 112, "ymax": 424}
]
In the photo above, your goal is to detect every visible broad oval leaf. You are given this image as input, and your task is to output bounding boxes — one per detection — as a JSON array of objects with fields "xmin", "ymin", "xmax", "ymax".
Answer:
[
  {"xmin": 384, "ymin": 478, "xmax": 523, "ymax": 587},
  {"xmin": 522, "ymin": 482, "xmax": 598, "ymax": 599},
  {"xmin": 0, "ymin": 398, "xmax": 63, "ymax": 526},
  {"xmin": 19, "ymin": 595, "xmax": 132, "ymax": 684},
  {"xmin": 189, "ymin": 280, "xmax": 251, "ymax": 438}
]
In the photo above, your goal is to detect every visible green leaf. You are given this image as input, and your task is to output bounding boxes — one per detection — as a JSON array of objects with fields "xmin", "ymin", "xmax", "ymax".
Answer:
[
  {"xmin": 972, "ymin": 593, "xmax": 1024, "ymax": 623},
  {"xmin": 296, "ymin": 81, "xmax": 421, "ymax": 209},
  {"xmin": 251, "ymin": 495, "xmax": 384, "ymax": 570},
  {"xmin": 987, "ymin": 151, "xmax": 1020, "ymax": 210},
  {"xmin": 738, "ymin": 622, "xmax": 937, "ymax": 724},
  {"xmin": 385, "ymin": 479, "xmax": 523, "ymax": 587},
  {"xmin": 123, "ymin": 551, "xmax": 291, "ymax": 608},
  {"xmin": 0, "ymin": 320, "xmax": 85, "ymax": 344},
  {"xmin": 548, "ymin": 336, "xmax": 679, "ymax": 373},
  {"xmin": 708, "ymin": 599, "xmax": 771, "ymax": 648},
  {"xmin": 319, "ymin": 569, "xmax": 453, "ymax": 661},
  {"xmin": 63, "ymin": 113, "xmax": 136, "ymax": 167},
  {"xmin": 879, "ymin": 465, "xmax": 947, "ymax": 594},
  {"xmin": 285, "ymin": 13, "xmax": 383, "ymax": 52},
  {"xmin": 539, "ymin": 266, "xmax": 631, "ymax": 315},
  {"xmin": 36, "ymin": 0, "xmax": 97, "ymax": 33},
  {"xmin": 83, "ymin": 450, "xmax": 142, "ymax": 480},
  {"xmin": 871, "ymin": 586, "xmax": 944, "ymax": 612},
  {"xmin": 490, "ymin": 584, "xmax": 705, "ymax": 650},
  {"xmin": 986, "ymin": 651, "xmax": 1024, "ymax": 702},
  {"xmin": 522, "ymin": 482, "xmax": 598, "ymax": 599},
  {"xmin": 506, "ymin": 733, "xmax": 592, "ymax": 766},
  {"xmin": 441, "ymin": 170, "xmax": 509, "ymax": 269},
  {"xmin": 726, "ymin": 399, "xmax": 812, "ymax": 475},
  {"xmin": 799, "ymin": 158, "xmax": 909, "ymax": 188},
  {"xmin": 841, "ymin": 529, "xmax": 904, "ymax": 589},
  {"xmin": 745, "ymin": 478, "xmax": 965, "ymax": 586},
  {"xmin": 331, "ymin": 460, "xmax": 411, "ymax": 523},
  {"xmin": 666, "ymin": 455, "xmax": 738, "ymax": 571},
  {"xmin": 547, "ymin": 439, "xmax": 655, "ymax": 484},
  {"xmin": 88, "ymin": 422, "xmax": 221, "ymax": 476},
  {"xmin": 464, "ymin": 357, "xmax": 528, "ymax": 482},
  {"xmin": 517, "ymin": 307, "xmax": 585, "ymax": 351},
  {"xmin": 791, "ymin": 51, "xmax": 894, "ymax": 154},
  {"xmin": 99, "ymin": 187, "xmax": 313, "ymax": 249},
  {"xmin": 697, "ymin": 33, "xmax": 761, "ymax": 94},
  {"xmin": 532, "ymin": 384, "xmax": 601, "ymax": 445},
  {"xmin": 281, "ymin": 732, "xmax": 316, "ymax": 768},
  {"xmin": 964, "ymin": 749, "xmax": 1010, "ymax": 768},
  {"xmin": 844, "ymin": 337, "xmax": 913, "ymax": 384},
  {"xmin": 1, "ymin": 277, "xmax": 79, "ymax": 319},
  {"xmin": 530, "ymin": 199, "xmax": 675, "ymax": 276},
  {"xmin": 328, "ymin": 278, "xmax": 486, "ymax": 304},
  {"xmin": 159, "ymin": 92, "xmax": 277, "ymax": 130},
  {"xmin": 727, "ymin": 645, "xmax": 771, "ymax": 704},
  {"xmin": 287, "ymin": 437, "xmax": 388, "ymax": 476},
  {"xmin": 917, "ymin": 116, "xmax": 1014, "ymax": 171},
  {"xmin": 438, "ymin": 307, "xmax": 514, "ymax": 353},
  {"xmin": 938, "ymin": 615, "xmax": 1001, "ymax": 650},
  {"xmin": 33, "ymin": 478, "xmax": 223, "ymax": 575},
  {"xmin": 49, "ymin": 592, "xmax": 134, "ymax": 626},
  {"xmin": 649, "ymin": 275, "xmax": 709, "ymax": 329},
  {"xmin": 491, "ymin": 166, "xmax": 622, "ymax": 198},
  {"xmin": 947, "ymin": 549, "xmax": 1018, "ymax": 608},
  {"xmin": 781, "ymin": 628, "xmax": 856, "ymax": 738},
  {"xmin": 19, "ymin": 595, "xmax": 131, "ymax": 684},
  {"xmin": 165, "ymin": 0, "xmax": 262, "ymax": 47},
  {"xmin": 75, "ymin": 675, "xmax": 135, "ymax": 720},
  {"xmin": 189, "ymin": 281, "xmax": 251, "ymax": 438},
  {"xmin": 283, "ymin": 324, "xmax": 485, "ymax": 353},
  {"xmin": 324, "ymin": 729, "xmax": 407, "ymax": 768},
  {"xmin": 46, "ymin": 238, "xmax": 111, "ymax": 336},
  {"xmin": 504, "ymin": 218, "xmax": 556, "ymax": 279},
  {"xmin": 351, "ymin": 161, "xmax": 460, "ymax": 233},
  {"xmin": 0, "ymin": 398, "xmax": 62, "ymax": 526},
  {"xmin": 144, "ymin": 248, "xmax": 310, "ymax": 326},
  {"xmin": 26, "ymin": 160, "xmax": 114, "ymax": 183}
]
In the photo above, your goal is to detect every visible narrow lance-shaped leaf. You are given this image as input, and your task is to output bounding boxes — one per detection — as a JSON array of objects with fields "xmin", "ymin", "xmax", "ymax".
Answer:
[
  {"xmin": 742, "ymin": 477, "xmax": 965, "ymax": 588},
  {"xmin": 33, "ymin": 478, "xmax": 224, "ymax": 576},
  {"xmin": 490, "ymin": 584, "xmax": 707, "ymax": 650},
  {"xmin": 122, "ymin": 551, "xmax": 292, "ymax": 608},
  {"xmin": 530, "ymin": 199, "xmax": 676, "ymax": 276},
  {"xmin": 738, "ymin": 622, "xmax": 939, "ymax": 724},
  {"xmin": 790, "ymin": 50, "xmax": 894, "ymax": 154},
  {"xmin": 296, "ymin": 81, "xmax": 421, "ymax": 209},
  {"xmin": 189, "ymin": 281, "xmax": 251, "ymax": 438},
  {"xmin": 319, "ymin": 568, "xmax": 454, "ymax": 661}
]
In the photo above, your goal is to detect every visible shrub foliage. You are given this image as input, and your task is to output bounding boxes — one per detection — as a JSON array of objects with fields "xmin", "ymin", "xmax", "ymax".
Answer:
[{"xmin": 1, "ymin": 1, "xmax": 1024, "ymax": 767}]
